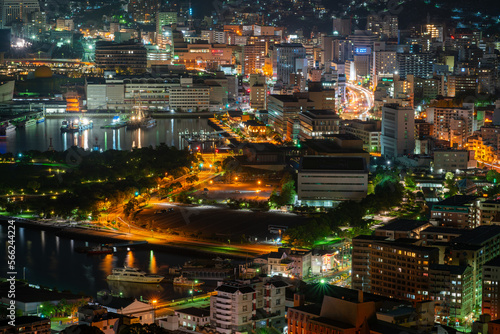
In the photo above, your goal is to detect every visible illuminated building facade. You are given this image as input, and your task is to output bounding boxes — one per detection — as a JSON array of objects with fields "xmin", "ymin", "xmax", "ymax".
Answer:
[{"xmin": 0, "ymin": 0, "xmax": 40, "ymax": 28}]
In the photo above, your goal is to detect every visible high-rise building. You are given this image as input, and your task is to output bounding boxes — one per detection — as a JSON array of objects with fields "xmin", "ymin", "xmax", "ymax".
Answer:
[
  {"xmin": 275, "ymin": 43, "xmax": 306, "ymax": 85},
  {"xmin": 95, "ymin": 41, "xmax": 148, "ymax": 74},
  {"xmin": 128, "ymin": 0, "xmax": 159, "ymax": 22},
  {"xmin": 332, "ymin": 18, "xmax": 352, "ymax": 36},
  {"xmin": 429, "ymin": 264, "xmax": 474, "ymax": 324},
  {"xmin": 366, "ymin": 14, "xmax": 398, "ymax": 38},
  {"xmin": 396, "ymin": 53, "xmax": 434, "ymax": 79},
  {"xmin": 483, "ymin": 256, "xmax": 500, "ymax": 320},
  {"xmin": 299, "ymin": 110, "xmax": 341, "ymax": 140},
  {"xmin": 1, "ymin": 0, "xmax": 40, "ymax": 28},
  {"xmin": 156, "ymin": 11, "xmax": 177, "ymax": 48},
  {"xmin": 249, "ymin": 74, "xmax": 266, "ymax": 111},
  {"xmin": 381, "ymin": 104, "xmax": 415, "ymax": 158},
  {"xmin": 267, "ymin": 94, "xmax": 314, "ymax": 136}
]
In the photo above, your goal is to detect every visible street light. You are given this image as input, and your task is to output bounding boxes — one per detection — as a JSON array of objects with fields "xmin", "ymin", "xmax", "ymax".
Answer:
[
  {"xmin": 37, "ymin": 304, "xmax": 43, "ymax": 316},
  {"xmin": 151, "ymin": 299, "xmax": 157, "ymax": 323}
]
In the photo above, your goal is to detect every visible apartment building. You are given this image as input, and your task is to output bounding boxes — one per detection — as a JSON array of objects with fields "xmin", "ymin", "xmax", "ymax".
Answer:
[
  {"xmin": 267, "ymin": 248, "xmax": 312, "ymax": 279},
  {"xmin": 341, "ymin": 119, "xmax": 381, "ymax": 153},
  {"xmin": 426, "ymin": 106, "xmax": 475, "ymax": 147},
  {"xmin": 369, "ymin": 239, "xmax": 440, "ymax": 302},
  {"xmin": 267, "ymin": 94, "xmax": 315, "ymax": 137},
  {"xmin": 381, "ymin": 104, "xmax": 415, "ymax": 158},
  {"xmin": 299, "ymin": 109, "xmax": 341, "ymax": 140},
  {"xmin": 483, "ymin": 256, "xmax": 500, "ymax": 320},
  {"xmin": 433, "ymin": 150, "xmax": 477, "ymax": 172},
  {"xmin": 446, "ymin": 225, "xmax": 500, "ymax": 309},
  {"xmin": 373, "ymin": 219, "xmax": 432, "ymax": 240},
  {"xmin": 479, "ymin": 200, "xmax": 500, "ymax": 225},
  {"xmin": 430, "ymin": 195, "xmax": 478, "ymax": 229},
  {"xmin": 351, "ymin": 235, "xmax": 389, "ymax": 292},
  {"xmin": 210, "ymin": 279, "xmax": 289, "ymax": 334},
  {"xmin": 210, "ymin": 283, "xmax": 256, "ymax": 334},
  {"xmin": 429, "ymin": 264, "xmax": 474, "ymax": 324}
]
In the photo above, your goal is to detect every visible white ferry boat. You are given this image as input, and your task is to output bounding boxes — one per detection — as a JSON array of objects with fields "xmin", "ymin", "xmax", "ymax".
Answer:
[{"xmin": 107, "ymin": 266, "xmax": 164, "ymax": 284}]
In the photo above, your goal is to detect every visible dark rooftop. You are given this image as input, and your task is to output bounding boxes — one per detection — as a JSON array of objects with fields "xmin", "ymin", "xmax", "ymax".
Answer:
[
  {"xmin": 421, "ymin": 226, "xmax": 466, "ymax": 235},
  {"xmin": 0, "ymin": 316, "xmax": 48, "ymax": 328},
  {"xmin": 309, "ymin": 317, "xmax": 354, "ymax": 329},
  {"xmin": 300, "ymin": 156, "xmax": 366, "ymax": 172},
  {"xmin": 216, "ymin": 285, "xmax": 255, "ymax": 294},
  {"xmin": 484, "ymin": 256, "xmax": 500, "ymax": 268},
  {"xmin": 0, "ymin": 282, "xmax": 88, "ymax": 303},
  {"xmin": 289, "ymin": 303, "xmax": 322, "ymax": 316},
  {"xmin": 102, "ymin": 297, "xmax": 135, "ymax": 310},
  {"xmin": 433, "ymin": 195, "xmax": 478, "ymax": 207},
  {"xmin": 376, "ymin": 219, "xmax": 430, "ymax": 232},
  {"xmin": 452, "ymin": 225, "xmax": 500, "ymax": 245},
  {"xmin": 176, "ymin": 307, "xmax": 210, "ymax": 318},
  {"xmin": 429, "ymin": 264, "xmax": 470, "ymax": 275}
]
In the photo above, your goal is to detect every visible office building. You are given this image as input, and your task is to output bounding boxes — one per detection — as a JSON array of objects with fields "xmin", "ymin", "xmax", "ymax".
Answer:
[
  {"xmin": 332, "ymin": 18, "xmax": 352, "ymax": 36},
  {"xmin": 299, "ymin": 110, "xmax": 341, "ymax": 140},
  {"xmin": 267, "ymin": 94, "xmax": 314, "ymax": 137},
  {"xmin": 396, "ymin": 53, "xmax": 434, "ymax": 79},
  {"xmin": 275, "ymin": 43, "xmax": 306, "ymax": 85},
  {"xmin": 1, "ymin": 0, "xmax": 40, "ymax": 28},
  {"xmin": 380, "ymin": 104, "xmax": 415, "ymax": 158},
  {"xmin": 95, "ymin": 41, "xmax": 148, "ymax": 74},
  {"xmin": 341, "ymin": 119, "xmax": 381, "ymax": 153},
  {"xmin": 433, "ymin": 150, "xmax": 476, "ymax": 172},
  {"xmin": 297, "ymin": 156, "xmax": 368, "ymax": 207},
  {"xmin": 128, "ymin": 0, "xmax": 159, "ymax": 22}
]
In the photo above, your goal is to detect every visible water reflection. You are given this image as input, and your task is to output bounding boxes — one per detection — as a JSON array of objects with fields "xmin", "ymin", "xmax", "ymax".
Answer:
[
  {"xmin": 149, "ymin": 250, "xmax": 157, "ymax": 274},
  {"xmin": 4, "ymin": 118, "xmax": 212, "ymax": 152},
  {"xmin": 125, "ymin": 251, "xmax": 135, "ymax": 268},
  {"xmin": 0, "ymin": 224, "xmax": 194, "ymax": 299}
]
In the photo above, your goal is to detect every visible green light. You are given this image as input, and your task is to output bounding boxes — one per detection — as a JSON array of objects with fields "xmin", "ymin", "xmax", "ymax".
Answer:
[
  {"xmin": 320, "ymin": 279, "xmax": 325, "ymax": 284},
  {"xmin": 135, "ymin": 191, "xmax": 139, "ymax": 196}
]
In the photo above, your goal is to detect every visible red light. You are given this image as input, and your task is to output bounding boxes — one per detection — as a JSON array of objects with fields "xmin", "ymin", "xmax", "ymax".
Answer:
[
  {"xmin": 451, "ymin": 35, "xmax": 455, "ymax": 39},
  {"xmin": 215, "ymin": 149, "xmax": 219, "ymax": 153},
  {"xmin": 247, "ymin": 89, "xmax": 250, "ymax": 93},
  {"xmin": 196, "ymin": 147, "xmax": 200, "ymax": 150}
]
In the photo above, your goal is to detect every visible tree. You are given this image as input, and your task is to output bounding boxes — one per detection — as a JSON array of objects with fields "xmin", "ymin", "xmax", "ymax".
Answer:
[
  {"xmin": 123, "ymin": 198, "xmax": 139, "ymax": 216},
  {"xmin": 27, "ymin": 180, "xmax": 41, "ymax": 193},
  {"xmin": 486, "ymin": 170, "xmax": 500, "ymax": 184}
]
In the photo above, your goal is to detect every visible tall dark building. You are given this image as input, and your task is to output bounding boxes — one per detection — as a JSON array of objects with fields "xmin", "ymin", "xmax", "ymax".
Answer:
[
  {"xmin": 128, "ymin": 0, "xmax": 159, "ymax": 22},
  {"xmin": 94, "ymin": 41, "xmax": 147, "ymax": 74}
]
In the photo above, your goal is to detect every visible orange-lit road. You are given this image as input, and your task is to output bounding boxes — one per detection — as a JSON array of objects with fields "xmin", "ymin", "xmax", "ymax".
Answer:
[{"xmin": 344, "ymin": 83, "xmax": 375, "ymax": 120}]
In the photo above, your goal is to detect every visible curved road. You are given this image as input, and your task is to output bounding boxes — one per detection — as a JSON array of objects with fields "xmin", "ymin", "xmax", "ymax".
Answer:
[{"xmin": 344, "ymin": 83, "xmax": 375, "ymax": 120}]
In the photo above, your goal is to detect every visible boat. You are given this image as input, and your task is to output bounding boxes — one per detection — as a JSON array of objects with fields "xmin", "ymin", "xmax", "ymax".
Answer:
[
  {"xmin": 107, "ymin": 266, "xmax": 164, "ymax": 284},
  {"xmin": 36, "ymin": 116, "xmax": 45, "ymax": 123},
  {"xmin": 173, "ymin": 275, "xmax": 204, "ymax": 287},
  {"xmin": 140, "ymin": 116, "xmax": 156, "ymax": 129},
  {"xmin": 101, "ymin": 115, "xmax": 127, "ymax": 129},
  {"xmin": 0, "ymin": 123, "xmax": 15, "ymax": 137},
  {"xmin": 25, "ymin": 118, "xmax": 37, "ymax": 127},
  {"xmin": 75, "ymin": 244, "xmax": 113, "ymax": 255},
  {"xmin": 61, "ymin": 118, "xmax": 93, "ymax": 132}
]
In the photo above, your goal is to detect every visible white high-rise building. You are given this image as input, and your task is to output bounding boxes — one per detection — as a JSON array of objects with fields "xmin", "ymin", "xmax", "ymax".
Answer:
[{"xmin": 381, "ymin": 103, "xmax": 415, "ymax": 158}]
